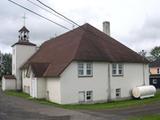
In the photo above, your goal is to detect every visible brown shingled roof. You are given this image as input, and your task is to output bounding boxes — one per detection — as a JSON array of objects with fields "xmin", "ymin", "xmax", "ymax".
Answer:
[
  {"xmin": 12, "ymin": 41, "xmax": 36, "ymax": 47},
  {"xmin": 19, "ymin": 26, "xmax": 30, "ymax": 32},
  {"xmin": 22, "ymin": 23, "xmax": 148, "ymax": 77},
  {"xmin": 30, "ymin": 63, "xmax": 49, "ymax": 77}
]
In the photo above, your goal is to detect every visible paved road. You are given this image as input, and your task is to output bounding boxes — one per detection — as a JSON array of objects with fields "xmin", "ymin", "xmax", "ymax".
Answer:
[
  {"xmin": 0, "ymin": 89, "xmax": 103, "ymax": 120},
  {"xmin": 79, "ymin": 101, "xmax": 160, "ymax": 120},
  {"xmin": 1, "ymin": 88, "xmax": 160, "ymax": 120},
  {"xmin": 0, "ymin": 90, "xmax": 70, "ymax": 120}
]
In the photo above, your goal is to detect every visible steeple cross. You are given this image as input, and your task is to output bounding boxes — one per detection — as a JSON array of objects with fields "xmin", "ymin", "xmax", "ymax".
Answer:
[{"xmin": 22, "ymin": 13, "xmax": 27, "ymax": 26}]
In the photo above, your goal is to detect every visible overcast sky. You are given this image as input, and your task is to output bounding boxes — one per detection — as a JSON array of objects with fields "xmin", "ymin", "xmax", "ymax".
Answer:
[{"xmin": 0, "ymin": 0, "xmax": 160, "ymax": 55}]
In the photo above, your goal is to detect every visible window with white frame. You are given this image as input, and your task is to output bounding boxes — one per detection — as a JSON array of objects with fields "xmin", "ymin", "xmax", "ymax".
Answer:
[
  {"xmin": 112, "ymin": 64, "xmax": 117, "ymax": 75},
  {"xmin": 86, "ymin": 91, "xmax": 93, "ymax": 101},
  {"xmin": 118, "ymin": 64, "xmax": 123, "ymax": 75},
  {"xmin": 112, "ymin": 64, "xmax": 123, "ymax": 76},
  {"xmin": 116, "ymin": 88, "xmax": 121, "ymax": 98},
  {"xmin": 78, "ymin": 62, "xmax": 93, "ymax": 76}
]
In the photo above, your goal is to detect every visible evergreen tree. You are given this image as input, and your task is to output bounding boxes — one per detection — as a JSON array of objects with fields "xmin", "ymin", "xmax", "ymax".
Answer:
[
  {"xmin": 150, "ymin": 46, "xmax": 160, "ymax": 59},
  {"xmin": 0, "ymin": 53, "xmax": 12, "ymax": 80}
]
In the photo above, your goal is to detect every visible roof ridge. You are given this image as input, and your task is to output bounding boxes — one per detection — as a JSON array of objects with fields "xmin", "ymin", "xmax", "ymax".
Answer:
[{"xmin": 46, "ymin": 25, "xmax": 84, "ymax": 43}]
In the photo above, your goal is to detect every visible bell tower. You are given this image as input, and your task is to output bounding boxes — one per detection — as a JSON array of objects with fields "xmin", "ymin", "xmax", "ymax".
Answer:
[
  {"xmin": 18, "ymin": 13, "xmax": 29, "ymax": 42},
  {"xmin": 18, "ymin": 26, "xmax": 30, "ymax": 42},
  {"xmin": 12, "ymin": 25, "xmax": 37, "ymax": 90}
]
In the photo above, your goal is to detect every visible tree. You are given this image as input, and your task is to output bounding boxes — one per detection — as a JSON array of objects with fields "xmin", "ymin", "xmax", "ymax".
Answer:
[
  {"xmin": 150, "ymin": 46, "xmax": 160, "ymax": 59},
  {"xmin": 0, "ymin": 53, "xmax": 12, "ymax": 80}
]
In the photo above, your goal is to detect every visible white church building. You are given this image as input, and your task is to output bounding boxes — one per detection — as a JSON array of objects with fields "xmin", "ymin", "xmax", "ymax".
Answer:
[{"xmin": 4, "ymin": 22, "xmax": 150, "ymax": 104}]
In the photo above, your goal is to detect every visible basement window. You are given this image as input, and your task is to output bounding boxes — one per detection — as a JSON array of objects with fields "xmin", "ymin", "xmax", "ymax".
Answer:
[
  {"xmin": 78, "ymin": 62, "xmax": 93, "ymax": 77},
  {"xmin": 112, "ymin": 64, "xmax": 123, "ymax": 76},
  {"xmin": 86, "ymin": 91, "xmax": 93, "ymax": 101},
  {"xmin": 116, "ymin": 88, "xmax": 121, "ymax": 98}
]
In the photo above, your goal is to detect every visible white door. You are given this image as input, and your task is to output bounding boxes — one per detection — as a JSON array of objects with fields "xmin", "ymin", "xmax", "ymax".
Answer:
[
  {"xmin": 31, "ymin": 78, "xmax": 37, "ymax": 98},
  {"xmin": 79, "ymin": 91, "xmax": 85, "ymax": 102}
]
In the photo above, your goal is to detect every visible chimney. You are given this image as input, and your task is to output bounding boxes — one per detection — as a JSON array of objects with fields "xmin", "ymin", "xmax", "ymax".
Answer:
[{"xmin": 103, "ymin": 21, "xmax": 110, "ymax": 36}]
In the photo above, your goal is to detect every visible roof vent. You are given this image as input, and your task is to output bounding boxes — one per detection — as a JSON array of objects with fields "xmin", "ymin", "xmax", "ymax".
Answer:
[{"xmin": 103, "ymin": 21, "xmax": 110, "ymax": 36}]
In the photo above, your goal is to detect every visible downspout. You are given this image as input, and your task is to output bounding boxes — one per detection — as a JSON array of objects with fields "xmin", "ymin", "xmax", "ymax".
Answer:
[
  {"xmin": 107, "ymin": 63, "xmax": 111, "ymax": 102},
  {"xmin": 15, "ymin": 76, "xmax": 18, "ymax": 90},
  {"xmin": 20, "ymin": 70, "xmax": 23, "ymax": 91},
  {"xmin": 142, "ymin": 56, "xmax": 146, "ymax": 85},
  {"xmin": 36, "ymin": 77, "xmax": 38, "ymax": 98},
  {"xmin": 143, "ymin": 63, "xmax": 146, "ymax": 85}
]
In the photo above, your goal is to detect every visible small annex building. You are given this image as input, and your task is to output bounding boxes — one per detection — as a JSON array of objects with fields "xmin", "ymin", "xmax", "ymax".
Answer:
[
  {"xmin": 2, "ymin": 75, "xmax": 16, "ymax": 91},
  {"xmin": 8, "ymin": 22, "xmax": 149, "ymax": 104}
]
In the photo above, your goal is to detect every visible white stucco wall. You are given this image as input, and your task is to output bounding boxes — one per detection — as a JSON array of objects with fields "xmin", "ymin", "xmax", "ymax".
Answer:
[
  {"xmin": 12, "ymin": 45, "xmax": 37, "ymax": 90},
  {"xmin": 37, "ymin": 78, "xmax": 46, "ymax": 98},
  {"xmin": 110, "ymin": 63, "xmax": 149, "ymax": 100},
  {"xmin": 46, "ymin": 78, "xmax": 61, "ymax": 104},
  {"xmin": 22, "ymin": 68, "xmax": 37, "ymax": 98},
  {"xmin": 60, "ymin": 62, "xmax": 109, "ymax": 104},
  {"xmin": 2, "ymin": 78, "xmax": 16, "ymax": 91},
  {"xmin": 22, "ymin": 68, "xmax": 60, "ymax": 101},
  {"xmin": 58, "ymin": 62, "xmax": 149, "ymax": 104},
  {"xmin": 21, "ymin": 61, "xmax": 149, "ymax": 105},
  {"xmin": 22, "ymin": 69, "xmax": 31, "ymax": 94}
]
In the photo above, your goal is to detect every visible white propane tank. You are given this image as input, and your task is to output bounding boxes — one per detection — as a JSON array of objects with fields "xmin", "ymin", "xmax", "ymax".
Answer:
[{"xmin": 132, "ymin": 85, "xmax": 156, "ymax": 99}]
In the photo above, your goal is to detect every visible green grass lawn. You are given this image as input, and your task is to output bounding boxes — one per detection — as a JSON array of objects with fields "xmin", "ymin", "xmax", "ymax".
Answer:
[
  {"xmin": 127, "ymin": 113, "xmax": 160, "ymax": 120},
  {"xmin": 4, "ymin": 90, "xmax": 160, "ymax": 109},
  {"xmin": 4, "ymin": 90, "xmax": 30, "ymax": 98}
]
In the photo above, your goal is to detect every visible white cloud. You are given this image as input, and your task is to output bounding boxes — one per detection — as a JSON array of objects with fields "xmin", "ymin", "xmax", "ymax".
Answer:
[{"xmin": 0, "ymin": 0, "xmax": 160, "ymax": 54}]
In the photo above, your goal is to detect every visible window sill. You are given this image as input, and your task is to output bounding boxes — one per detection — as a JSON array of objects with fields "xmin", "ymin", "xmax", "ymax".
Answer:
[
  {"xmin": 78, "ymin": 75, "xmax": 93, "ymax": 78},
  {"xmin": 85, "ymin": 100, "xmax": 93, "ymax": 103},
  {"xmin": 112, "ymin": 74, "xmax": 123, "ymax": 77}
]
